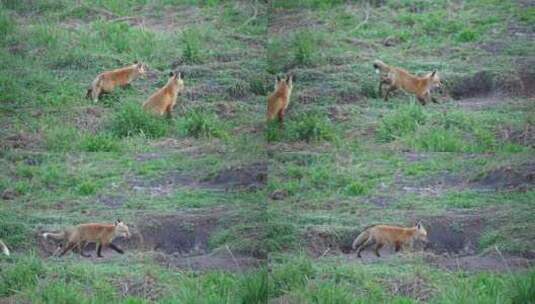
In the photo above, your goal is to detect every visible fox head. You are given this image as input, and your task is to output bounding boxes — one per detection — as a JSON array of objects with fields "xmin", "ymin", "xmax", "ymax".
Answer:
[
  {"xmin": 114, "ymin": 219, "xmax": 131, "ymax": 238},
  {"xmin": 274, "ymin": 74, "xmax": 294, "ymax": 93},
  {"xmin": 133, "ymin": 61, "xmax": 147, "ymax": 76},
  {"xmin": 168, "ymin": 71, "xmax": 185, "ymax": 93},
  {"xmin": 415, "ymin": 221, "xmax": 428, "ymax": 242},
  {"xmin": 426, "ymin": 70, "xmax": 441, "ymax": 90}
]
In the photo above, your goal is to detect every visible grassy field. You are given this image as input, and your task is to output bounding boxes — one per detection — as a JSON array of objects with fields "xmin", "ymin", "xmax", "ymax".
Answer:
[{"xmin": 0, "ymin": 0, "xmax": 534, "ymax": 303}]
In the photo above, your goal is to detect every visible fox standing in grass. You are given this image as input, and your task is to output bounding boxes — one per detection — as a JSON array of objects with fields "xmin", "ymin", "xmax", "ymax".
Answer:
[
  {"xmin": 143, "ymin": 71, "xmax": 185, "ymax": 118},
  {"xmin": 373, "ymin": 60, "xmax": 441, "ymax": 105},
  {"xmin": 42, "ymin": 220, "xmax": 130, "ymax": 258},
  {"xmin": 352, "ymin": 222, "xmax": 428, "ymax": 258},
  {"xmin": 0, "ymin": 239, "xmax": 10, "ymax": 256},
  {"xmin": 267, "ymin": 74, "xmax": 294, "ymax": 125},
  {"xmin": 86, "ymin": 61, "xmax": 147, "ymax": 102}
]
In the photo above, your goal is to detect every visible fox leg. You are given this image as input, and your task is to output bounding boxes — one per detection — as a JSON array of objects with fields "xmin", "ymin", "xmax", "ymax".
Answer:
[
  {"xmin": 97, "ymin": 243, "xmax": 104, "ymax": 258},
  {"xmin": 278, "ymin": 108, "xmax": 286, "ymax": 127},
  {"xmin": 374, "ymin": 243, "xmax": 384, "ymax": 257},
  {"xmin": 59, "ymin": 241, "xmax": 76, "ymax": 257},
  {"xmin": 91, "ymin": 86, "xmax": 101, "ymax": 103},
  {"xmin": 395, "ymin": 241, "xmax": 402, "ymax": 252},
  {"xmin": 165, "ymin": 104, "xmax": 173, "ymax": 119},
  {"xmin": 417, "ymin": 95, "xmax": 427, "ymax": 105},
  {"xmin": 108, "ymin": 243, "xmax": 124, "ymax": 254},
  {"xmin": 384, "ymin": 86, "xmax": 396, "ymax": 101},
  {"xmin": 78, "ymin": 241, "xmax": 91, "ymax": 257},
  {"xmin": 356, "ymin": 238, "xmax": 374, "ymax": 258}
]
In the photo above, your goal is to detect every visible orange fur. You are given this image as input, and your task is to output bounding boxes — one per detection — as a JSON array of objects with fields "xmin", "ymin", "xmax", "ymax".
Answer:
[
  {"xmin": 374, "ymin": 60, "xmax": 441, "ymax": 105},
  {"xmin": 352, "ymin": 222, "xmax": 428, "ymax": 258},
  {"xmin": 143, "ymin": 71, "xmax": 185, "ymax": 117},
  {"xmin": 267, "ymin": 74, "xmax": 294, "ymax": 125},
  {"xmin": 43, "ymin": 220, "xmax": 130, "ymax": 258},
  {"xmin": 87, "ymin": 62, "xmax": 146, "ymax": 102}
]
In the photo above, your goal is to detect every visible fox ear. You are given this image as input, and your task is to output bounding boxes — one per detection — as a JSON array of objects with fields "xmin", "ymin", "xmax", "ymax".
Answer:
[
  {"xmin": 177, "ymin": 72, "xmax": 183, "ymax": 79},
  {"xmin": 416, "ymin": 222, "xmax": 422, "ymax": 229},
  {"xmin": 133, "ymin": 60, "xmax": 138, "ymax": 64},
  {"xmin": 276, "ymin": 75, "xmax": 281, "ymax": 82},
  {"xmin": 115, "ymin": 219, "xmax": 121, "ymax": 225},
  {"xmin": 431, "ymin": 70, "xmax": 436, "ymax": 77},
  {"xmin": 169, "ymin": 71, "xmax": 174, "ymax": 77}
]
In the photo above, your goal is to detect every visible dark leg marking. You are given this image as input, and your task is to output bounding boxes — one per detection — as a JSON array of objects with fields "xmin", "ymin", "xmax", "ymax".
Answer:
[
  {"xmin": 375, "ymin": 243, "xmax": 384, "ymax": 257},
  {"xmin": 108, "ymin": 243, "xmax": 124, "ymax": 254},
  {"xmin": 97, "ymin": 244, "xmax": 103, "ymax": 258},
  {"xmin": 59, "ymin": 242, "xmax": 76, "ymax": 257}
]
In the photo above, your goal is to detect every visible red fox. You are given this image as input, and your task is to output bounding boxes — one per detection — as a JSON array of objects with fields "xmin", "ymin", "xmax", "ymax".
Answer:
[
  {"xmin": 86, "ymin": 61, "xmax": 147, "ymax": 102},
  {"xmin": 267, "ymin": 74, "xmax": 294, "ymax": 125},
  {"xmin": 143, "ymin": 71, "xmax": 185, "ymax": 118},
  {"xmin": 352, "ymin": 222, "xmax": 427, "ymax": 258},
  {"xmin": 0, "ymin": 239, "xmax": 10, "ymax": 256},
  {"xmin": 42, "ymin": 220, "xmax": 130, "ymax": 258},
  {"xmin": 373, "ymin": 60, "xmax": 441, "ymax": 105}
]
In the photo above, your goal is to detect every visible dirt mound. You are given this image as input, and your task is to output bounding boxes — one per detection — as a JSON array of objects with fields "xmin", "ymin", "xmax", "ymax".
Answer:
[
  {"xmin": 303, "ymin": 227, "xmax": 359, "ymax": 257},
  {"xmin": 132, "ymin": 213, "xmax": 220, "ymax": 255},
  {"xmin": 471, "ymin": 163, "xmax": 535, "ymax": 191},
  {"xmin": 423, "ymin": 215, "xmax": 484, "ymax": 255},
  {"xmin": 449, "ymin": 69, "xmax": 532, "ymax": 100},
  {"xmin": 202, "ymin": 162, "xmax": 267, "ymax": 191}
]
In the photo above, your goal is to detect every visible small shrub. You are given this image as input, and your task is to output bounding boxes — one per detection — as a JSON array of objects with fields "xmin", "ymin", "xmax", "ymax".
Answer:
[
  {"xmin": 249, "ymin": 77, "xmax": 269, "ymax": 96},
  {"xmin": 45, "ymin": 126, "xmax": 80, "ymax": 152},
  {"xmin": 76, "ymin": 180, "xmax": 97, "ymax": 196},
  {"xmin": 344, "ymin": 181, "xmax": 369, "ymax": 196},
  {"xmin": 239, "ymin": 269, "xmax": 268, "ymax": 304},
  {"xmin": 294, "ymin": 31, "xmax": 315, "ymax": 66},
  {"xmin": 360, "ymin": 78, "xmax": 379, "ymax": 98},
  {"xmin": 287, "ymin": 112, "xmax": 336, "ymax": 142},
  {"xmin": 456, "ymin": 29, "xmax": 479, "ymax": 43},
  {"xmin": 408, "ymin": 127, "xmax": 464, "ymax": 152},
  {"xmin": 34, "ymin": 281, "xmax": 84, "ymax": 304},
  {"xmin": 178, "ymin": 109, "xmax": 228, "ymax": 139},
  {"xmin": 79, "ymin": 133, "xmax": 119, "ymax": 152},
  {"xmin": 110, "ymin": 102, "xmax": 168, "ymax": 138},
  {"xmin": 181, "ymin": 28, "xmax": 202, "ymax": 63},
  {"xmin": 377, "ymin": 103, "xmax": 426, "ymax": 142},
  {"xmin": 511, "ymin": 272, "xmax": 535, "ymax": 304},
  {"xmin": 0, "ymin": 254, "xmax": 45, "ymax": 297},
  {"xmin": 227, "ymin": 80, "xmax": 249, "ymax": 99},
  {"xmin": 265, "ymin": 119, "xmax": 283, "ymax": 142}
]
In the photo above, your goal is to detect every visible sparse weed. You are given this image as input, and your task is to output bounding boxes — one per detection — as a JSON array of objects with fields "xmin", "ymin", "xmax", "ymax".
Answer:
[
  {"xmin": 181, "ymin": 28, "xmax": 202, "ymax": 63},
  {"xmin": 178, "ymin": 109, "xmax": 228, "ymax": 139},
  {"xmin": 287, "ymin": 112, "xmax": 336, "ymax": 142},
  {"xmin": 110, "ymin": 101, "xmax": 169, "ymax": 138},
  {"xmin": 294, "ymin": 31, "xmax": 315, "ymax": 66},
  {"xmin": 377, "ymin": 103, "xmax": 426, "ymax": 142}
]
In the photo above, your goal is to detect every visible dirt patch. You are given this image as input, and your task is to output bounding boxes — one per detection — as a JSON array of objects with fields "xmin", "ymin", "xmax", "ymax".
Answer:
[
  {"xmin": 423, "ymin": 214, "xmax": 484, "ymax": 255},
  {"xmin": 73, "ymin": 106, "xmax": 106, "ymax": 133},
  {"xmin": 303, "ymin": 227, "xmax": 358, "ymax": 257},
  {"xmin": 471, "ymin": 163, "xmax": 535, "ymax": 191},
  {"xmin": 128, "ymin": 162, "xmax": 266, "ymax": 196},
  {"xmin": 499, "ymin": 124, "xmax": 535, "ymax": 148},
  {"xmin": 153, "ymin": 248, "xmax": 263, "ymax": 272},
  {"xmin": 202, "ymin": 162, "xmax": 267, "ymax": 191},
  {"xmin": 97, "ymin": 194, "xmax": 126, "ymax": 209},
  {"xmin": 132, "ymin": 213, "xmax": 220, "ymax": 255},
  {"xmin": 448, "ymin": 68, "xmax": 532, "ymax": 100},
  {"xmin": 116, "ymin": 274, "xmax": 162, "ymax": 302},
  {"xmin": 1, "ymin": 131, "xmax": 42, "ymax": 150},
  {"xmin": 386, "ymin": 274, "xmax": 436, "ymax": 303},
  {"xmin": 215, "ymin": 102, "xmax": 237, "ymax": 119},
  {"xmin": 268, "ymin": 9, "xmax": 323, "ymax": 35},
  {"xmin": 425, "ymin": 252, "xmax": 534, "ymax": 272}
]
